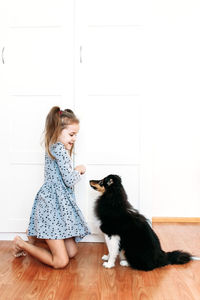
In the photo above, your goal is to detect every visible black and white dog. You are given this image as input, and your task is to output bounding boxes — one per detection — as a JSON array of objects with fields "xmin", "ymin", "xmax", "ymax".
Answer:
[{"xmin": 90, "ymin": 174, "xmax": 192, "ymax": 271}]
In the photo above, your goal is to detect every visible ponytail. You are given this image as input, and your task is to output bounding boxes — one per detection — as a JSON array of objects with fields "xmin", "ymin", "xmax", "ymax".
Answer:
[{"xmin": 44, "ymin": 106, "xmax": 79, "ymax": 159}]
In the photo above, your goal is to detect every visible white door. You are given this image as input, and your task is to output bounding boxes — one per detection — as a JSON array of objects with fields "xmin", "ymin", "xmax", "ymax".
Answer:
[
  {"xmin": 0, "ymin": 0, "xmax": 75, "ymax": 234},
  {"xmin": 0, "ymin": 0, "xmax": 152, "ymax": 241},
  {"xmin": 74, "ymin": 0, "xmax": 153, "ymax": 242}
]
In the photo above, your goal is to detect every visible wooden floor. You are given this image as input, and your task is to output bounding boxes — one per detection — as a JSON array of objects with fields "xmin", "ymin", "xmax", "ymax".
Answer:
[{"xmin": 1, "ymin": 223, "xmax": 200, "ymax": 300}]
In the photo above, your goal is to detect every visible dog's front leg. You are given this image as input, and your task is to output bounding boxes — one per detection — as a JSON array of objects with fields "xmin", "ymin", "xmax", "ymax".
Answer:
[
  {"xmin": 102, "ymin": 234, "xmax": 109, "ymax": 261},
  {"xmin": 103, "ymin": 234, "xmax": 120, "ymax": 268}
]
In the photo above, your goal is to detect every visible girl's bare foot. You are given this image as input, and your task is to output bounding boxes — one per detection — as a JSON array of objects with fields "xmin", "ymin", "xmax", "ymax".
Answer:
[{"xmin": 13, "ymin": 236, "xmax": 27, "ymax": 258}]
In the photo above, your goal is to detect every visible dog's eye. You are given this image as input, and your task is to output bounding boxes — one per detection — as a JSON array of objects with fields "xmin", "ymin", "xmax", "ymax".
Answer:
[
  {"xmin": 107, "ymin": 178, "xmax": 114, "ymax": 186},
  {"xmin": 99, "ymin": 180, "xmax": 103, "ymax": 186}
]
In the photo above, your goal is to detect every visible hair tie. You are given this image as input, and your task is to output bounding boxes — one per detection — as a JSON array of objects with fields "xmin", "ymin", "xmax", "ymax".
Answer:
[{"xmin": 59, "ymin": 110, "xmax": 62, "ymax": 115}]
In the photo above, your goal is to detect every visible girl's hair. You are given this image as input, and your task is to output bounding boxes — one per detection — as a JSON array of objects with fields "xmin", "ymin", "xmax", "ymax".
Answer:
[{"xmin": 44, "ymin": 106, "xmax": 79, "ymax": 159}]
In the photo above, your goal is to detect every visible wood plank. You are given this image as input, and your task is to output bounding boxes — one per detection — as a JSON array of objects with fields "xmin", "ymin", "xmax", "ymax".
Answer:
[{"xmin": 0, "ymin": 224, "xmax": 200, "ymax": 299}]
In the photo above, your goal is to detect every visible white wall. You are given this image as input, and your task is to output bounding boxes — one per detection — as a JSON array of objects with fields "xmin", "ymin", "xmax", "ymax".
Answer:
[{"xmin": 150, "ymin": 0, "xmax": 200, "ymax": 216}]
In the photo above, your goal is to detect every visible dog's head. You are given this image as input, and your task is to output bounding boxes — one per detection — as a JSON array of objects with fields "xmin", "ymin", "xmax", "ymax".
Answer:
[{"xmin": 89, "ymin": 174, "xmax": 122, "ymax": 194}]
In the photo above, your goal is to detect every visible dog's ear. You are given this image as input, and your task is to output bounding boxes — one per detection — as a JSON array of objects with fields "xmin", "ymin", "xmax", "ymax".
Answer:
[{"xmin": 107, "ymin": 178, "xmax": 114, "ymax": 186}]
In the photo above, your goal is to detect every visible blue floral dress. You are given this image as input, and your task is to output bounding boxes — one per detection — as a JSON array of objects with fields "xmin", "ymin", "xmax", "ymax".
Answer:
[{"xmin": 27, "ymin": 142, "xmax": 90, "ymax": 242}]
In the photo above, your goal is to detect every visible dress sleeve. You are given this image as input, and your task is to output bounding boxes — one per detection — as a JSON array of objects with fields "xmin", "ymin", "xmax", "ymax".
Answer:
[{"xmin": 52, "ymin": 143, "xmax": 81, "ymax": 188}]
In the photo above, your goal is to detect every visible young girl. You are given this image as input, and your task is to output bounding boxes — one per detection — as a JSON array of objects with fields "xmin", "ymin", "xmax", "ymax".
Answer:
[{"xmin": 13, "ymin": 106, "xmax": 90, "ymax": 268}]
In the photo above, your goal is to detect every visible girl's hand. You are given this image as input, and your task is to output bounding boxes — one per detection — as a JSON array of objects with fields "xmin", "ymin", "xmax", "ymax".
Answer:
[{"xmin": 75, "ymin": 165, "xmax": 86, "ymax": 175}]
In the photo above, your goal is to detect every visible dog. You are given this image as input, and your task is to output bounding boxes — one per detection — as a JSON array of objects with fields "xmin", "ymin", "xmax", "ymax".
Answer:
[{"xmin": 89, "ymin": 174, "xmax": 192, "ymax": 271}]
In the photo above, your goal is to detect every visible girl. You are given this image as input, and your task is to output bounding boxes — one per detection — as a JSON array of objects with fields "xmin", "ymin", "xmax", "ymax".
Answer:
[{"xmin": 13, "ymin": 106, "xmax": 90, "ymax": 268}]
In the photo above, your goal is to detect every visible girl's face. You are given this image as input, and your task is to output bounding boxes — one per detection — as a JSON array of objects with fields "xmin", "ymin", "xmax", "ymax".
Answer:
[{"xmin": 58, "ymin": 123, "xmax": 80, "ymax": 151}]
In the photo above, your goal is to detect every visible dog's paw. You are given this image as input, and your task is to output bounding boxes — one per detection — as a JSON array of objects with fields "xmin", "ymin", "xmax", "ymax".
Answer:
[
  {"xmin": 103, "ymin": 261, "xmax": 115, "ymax": 269},
  {"xmin": 102, "ymin": 254, "xmax": 109, "ymax": 261},
  {"xmin": 120, "ymin": 260, "xmax": 130, "ymax": 267}
]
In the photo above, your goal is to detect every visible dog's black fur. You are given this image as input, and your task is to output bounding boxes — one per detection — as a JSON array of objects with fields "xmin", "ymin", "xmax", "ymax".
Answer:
[{"xmin": 90, "ymin": 174, "xmax": 192, "ymax": 271}]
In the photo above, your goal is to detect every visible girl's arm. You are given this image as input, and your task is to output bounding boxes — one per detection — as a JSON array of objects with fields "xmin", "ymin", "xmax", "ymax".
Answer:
[{"xmin": 52, "ymin": 143, "xmax": 81, "ymax": 188}]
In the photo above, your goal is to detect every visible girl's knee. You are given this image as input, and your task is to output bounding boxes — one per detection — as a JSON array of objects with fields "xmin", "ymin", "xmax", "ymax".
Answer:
[
  {"xmin": 52, "ymin": 256, "xmax": 69, "ymax": 269},
  {"xmin": 65, "ymin": 238, "xmax": 78, "ymax": 258},
  {"xmin": 68, "ymin": 247, "xmax": 78, "ymax": 258}
]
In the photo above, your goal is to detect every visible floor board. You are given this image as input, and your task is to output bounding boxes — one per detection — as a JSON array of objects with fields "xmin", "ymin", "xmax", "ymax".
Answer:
[{"xmin": 0, "ymin": 223, "xmax": 200, "ymax": 300}]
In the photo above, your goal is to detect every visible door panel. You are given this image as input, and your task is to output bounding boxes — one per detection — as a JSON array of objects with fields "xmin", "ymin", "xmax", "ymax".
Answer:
[
  {"xmin": 9, "ymin": 0, "xmax": 70, "ymax": 27},
  {"xmin": 76, "ymin": 96, "xmax": 140, "ymax": 164},
  {"xmin": 0, "ymin": 1, "xmax": 75, "ymax": 233},
  {"xmin": 75, "ymin": 0, "xmax": 152, "ymax": 241},
  {"xmin": 78, "ymin": 0, "xmax": 145, "ymax": 26},
  {"xmin": 6, "ymin": 29, "xmax": 73, "ymax": 95},
  {"xmin": 86, "ymin": 27, "xmax": 143, "ymax": 95}
]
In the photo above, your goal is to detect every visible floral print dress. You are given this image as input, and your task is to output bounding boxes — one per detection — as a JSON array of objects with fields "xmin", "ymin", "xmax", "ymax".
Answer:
[{"xmin": 27, "ymin": 142, "xmax": 90, "ymax": 242}]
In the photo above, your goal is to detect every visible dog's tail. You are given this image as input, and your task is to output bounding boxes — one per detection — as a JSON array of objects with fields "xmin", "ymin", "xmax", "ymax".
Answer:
[{"xmin": 167, "ymin": 250, "xmax": 192, "ymax": 265}]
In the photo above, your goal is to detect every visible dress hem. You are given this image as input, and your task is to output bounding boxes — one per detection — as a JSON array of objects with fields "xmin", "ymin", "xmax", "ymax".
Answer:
[{"xmin": 27, "ymin": 232, "xmax": 91, "ymax": 242}]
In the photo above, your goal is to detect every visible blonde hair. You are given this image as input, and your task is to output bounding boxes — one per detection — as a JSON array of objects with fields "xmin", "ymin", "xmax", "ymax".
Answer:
[{"xmin": 44, "ymin": 106, "xmax": 79, "ymax": 159}]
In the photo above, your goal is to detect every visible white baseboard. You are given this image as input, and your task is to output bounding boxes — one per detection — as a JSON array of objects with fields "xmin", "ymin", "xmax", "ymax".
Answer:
[
  {"xmin": 0, "ymin": 233, "xmax": 28, "ymax": 241},
  {"xmin": 152, "ymin": 217, "xmax": 200, "ymax": 223},
  {"xmin": 81, "ymin": 234, "xmax": 104, "ymax": 243},
  {"xmin": 0, "ymin": 232, "xmax": 104, "ymax": 243}
]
